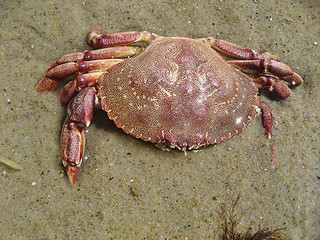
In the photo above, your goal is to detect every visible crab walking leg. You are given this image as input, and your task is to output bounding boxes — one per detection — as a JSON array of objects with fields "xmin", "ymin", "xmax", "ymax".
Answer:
[
  {"xmin": 61, "ymin": 87, "xmax": 96, "ymax": 185},
  {"xmin": 59, "ymin": 72, "xmax": 104, "ymax": 105},
  {"xmin": 36, "ymin": 46, "xmax": 141, "ymax": 92},
  {"xmin": 36, "ymin": 76, "xmax": 64, "ymax": 92},
  {"xmin": 56, "ymin": 59, "xmax": 124, "ymax": 105},
  {"xmin": 252, "ymin": 75, "xmax": 293, "ymax": 99},
  {"xmin": 36, "ymin": 59, "xmax": 122, "ymax": 92},
  {"xmin": 56, "ymin": 59, "xmax": 123, "ymax": 104},
  {"xmin": 47, "ymin": 59, "xmax": 123, "ymax": 80},
  {"xmin": 259, "ymin": 101, "xmax": 275, "ymax": 139},
  {"xmin": 203, "ymin": 38, "xmax": 280, "ymax": 61},
  {"xmin": 87, "ymin": 31, "xmax": 160, "ymax": 48},
  {"xmin": 203, "ymin": 38, "xmax": 303, "ymax": 84},
  {"xmin": 259, "ymin": 101, "xmax": 277, "ymax": 168},
  {"xmin": 230, "ymin": 60, "xmax": 302, "ymax": 99},
  {"xmin": 56, "ymin": 46, "xmax": 143, "ymax": 64},
  {"xmin": 227, "ymin": 59, "xmax": 303, "ymax": 87}
]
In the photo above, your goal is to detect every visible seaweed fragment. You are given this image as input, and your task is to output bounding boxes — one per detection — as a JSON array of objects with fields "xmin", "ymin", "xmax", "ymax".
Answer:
[
  {"xmin": 220, "ymin": 195, "xmax": 285, "ymax": 240},
  {"xmin": 0, "ymin": 156, "xmax": 22, "ymax": 170}
]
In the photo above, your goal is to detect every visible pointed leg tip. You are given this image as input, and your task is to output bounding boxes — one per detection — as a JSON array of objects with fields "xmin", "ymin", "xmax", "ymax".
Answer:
[
  {"xmin": 66, "ymin": 164, "xmax": 78, "ymax": 185},
  {"xmin": 87, "ymin": 31, "xmax": 99, "ymax": 46},
  {"xmin": 36, "ymin": 77, "xmax": 61, "ymax": 92}
]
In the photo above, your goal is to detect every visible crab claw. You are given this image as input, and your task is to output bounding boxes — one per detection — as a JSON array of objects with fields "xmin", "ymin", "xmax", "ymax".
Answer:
[
  {"xmin": 65, "ymin": 164, "xmax": 78, "ymax": 185},
  {"xmin": 61, "ymin": 118, "xmax": 86, "ymax": 185},
  {"xmin": 60, "ymin": 87, "xmax": 96, "ymax": 185}
]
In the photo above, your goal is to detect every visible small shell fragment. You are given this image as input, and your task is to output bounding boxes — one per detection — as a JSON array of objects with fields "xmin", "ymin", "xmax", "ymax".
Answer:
[{"xmin": 0, "ymin": 156, "xmax": 22, "ymax": 170}]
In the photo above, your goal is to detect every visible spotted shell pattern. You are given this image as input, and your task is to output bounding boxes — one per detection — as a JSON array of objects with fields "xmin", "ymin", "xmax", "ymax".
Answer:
[{"xmin": 99, "ymin": 37, "xmax": 258, "ymax": 149}]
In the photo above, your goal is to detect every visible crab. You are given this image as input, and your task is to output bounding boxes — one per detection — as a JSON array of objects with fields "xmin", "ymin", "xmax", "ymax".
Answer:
[{"xmin": 36, "ymin": 31, "xmax": 303, "ymax": 185}]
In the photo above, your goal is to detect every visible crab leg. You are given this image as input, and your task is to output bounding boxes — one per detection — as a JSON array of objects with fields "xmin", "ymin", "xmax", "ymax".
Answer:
[
  {"xmin": 36, "ymin": 46, "xmax": 141, "ymax": 92},
  {"xmin": 227, "ymin": 59, "xmax": 303, "ymax": 86},
  {"xmin": 203, "ymin": 38, "xmax": 280, "ymax": 61},
  {"xmin": 202, "ymin": 37, "xmax": 303, "ymax": 98},
  {"xmin": 38, "ymin": 59, "xmax": 121, "ymax": 105},
  {"xmin": 259, "ymin": 101, "xmax": 277, "ymax": 168},
  {"xmin": 61, "ymin": 87, "xmax": 96, "ymax": 185},
  {"xmin": 227, "ymin": 59, "xmax": 303, "ymax": 99},
  {"xmin": 56, "ymin": 46, "xmax": 143, "ymax": 64},
  {"xmin": 45, "ymin": 59, "xmax": 122, "ymax": 81},
  {"xmin": 61, "ymin": 117, "xmax": 86, "ymax": 185},
  {"xmin": 251, "ymin": 75, "xmax": 293, "ymax": 99},
  {"xmin": 259, "ymin": 101, "xmax": 275, "ymax": 139},
  {"xmin": 87, "ymin": 31, "xmax": 158, "ymax": 48},
  {"xmin": 59, "ymin": 68, "xmax": 112, "ymax": 105},
  {"xmin": 204, "ymin": 38, "xmax": 303, "ymax": 84}
]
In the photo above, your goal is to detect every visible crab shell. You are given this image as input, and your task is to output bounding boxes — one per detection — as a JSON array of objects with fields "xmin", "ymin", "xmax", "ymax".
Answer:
[{"xmin": 98, "ymin": 37, "xmax": 258, "ymax": 150}]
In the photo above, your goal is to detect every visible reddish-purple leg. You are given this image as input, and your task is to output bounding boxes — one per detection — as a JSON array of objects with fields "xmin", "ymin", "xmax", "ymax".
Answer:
[
  {"xmin": 226, "ymin": 60, "xmax": 302, "ymax": 99},
  {"xmin": 202, "ymin": 37, "xmax": 303, "ymax": 99},
  {"xmin": 36, "ymin": 46, "xmax": 142, "ymax": 93},
  {"xmin": 86, "ymin": 30, "xmax": 158, "ymax": 48},
  {"xmin": 36, "ymin": 31, "xmax": 161, "ymax": 94},
  {"xmin": 61, "ymin": 87, "xmax": 96, "ymax": 185},
  {"xmin": 259, "ymin": 101, "xmax": 275, "ymax": 139},
  {"xmin": 259, "ymin": 101, "xmax": 277, "ymax": 168}
]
